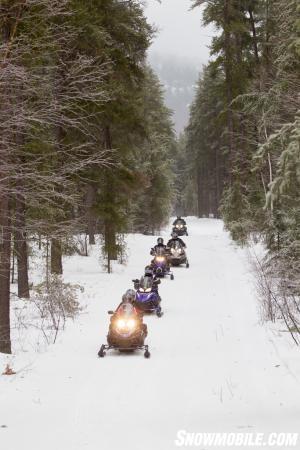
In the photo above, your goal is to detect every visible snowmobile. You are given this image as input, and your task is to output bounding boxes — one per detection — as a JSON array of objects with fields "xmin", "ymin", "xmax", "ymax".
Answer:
[
  {"xmin": 151, "ymin": 246, "xmax": 174, "ymax": 280},
  {"xmin": 133, "ymin": 266, "xmax": 161, "ymax": 289},
  {"xmin": 168, "ymin": 240, "xmax": 189, "ymax": 268},
  {"xmin": 172, "ymin": 218, "xmax": 188, "ymax": 236},
  {"xmin": 98, "ymin": 302, "xmax": 150, "ymax": 358},
  {"xmin": 134, "ymin": 275, "xmax": 163, "ymax": 317}
]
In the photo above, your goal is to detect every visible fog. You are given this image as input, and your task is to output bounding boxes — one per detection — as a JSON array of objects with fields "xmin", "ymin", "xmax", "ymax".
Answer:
[
  {"xmin": 145, "ymin": 0, "xmax": 213, "ymax": 67},
  {"xmin": 144, "ymin": 0, "xmax": 214, "ymax": 133}
]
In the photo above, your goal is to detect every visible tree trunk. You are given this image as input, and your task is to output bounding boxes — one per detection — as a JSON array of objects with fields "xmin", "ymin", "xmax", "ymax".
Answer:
[
  {"xmin": 197, "ymin": 167, "xmax": 204, "ymax": 218},
  {"xmin": 215, "ymin": 146, "xmax": 221, "ymax": 216},
  {"xmin": 0, "ymin": 192, "xmax": 12, "ymax": 354},
  {"xmin": 203, "ymin": 176, "xmax": 209, "ymax": 217},
  {"xmin": 15, "ymin": 176, "xmax": 30, "ymax": 298},
  {"xmin": 224, "ymin": 0, "xmax": 235, "ymax": 180},
  {"xmin": 264, "ymin": 0, "xmax": 272, "ymax": 74},
  {"xmin": 51, "ymin": 238, "xmax": 63, "ymax": 275},
  {"xmin": 103, "ymin": 126, "xmax": 117, "ymax": 267},
  {"xmin": 248, "ymin": 7, "xmax": 259, "ymax": 65},
  {"xmin": 11, "ymin": 236, "xmax": 16, "ymax": 284},
  {"xmin": 0, "ymin": 8, "xmax": 17, "ymax": 354},
  {"xmin": 86, "ymin": 184, "xmax": 96, "ymax": 245}
]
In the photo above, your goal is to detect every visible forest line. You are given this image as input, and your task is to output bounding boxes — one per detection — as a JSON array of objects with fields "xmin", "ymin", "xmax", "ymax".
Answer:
[
  {"xmin": 177, "ymin": 0, "xmax": 300, "ymax": 343},
  {"xmin": 0, "ymin": 0, "xmax": 176, "ymax": 354}
]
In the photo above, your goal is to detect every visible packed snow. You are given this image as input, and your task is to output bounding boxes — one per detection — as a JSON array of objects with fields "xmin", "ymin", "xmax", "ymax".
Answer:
[{"xmin": 1, "ymin": 218, "xmax": 300, "ymax": 450}]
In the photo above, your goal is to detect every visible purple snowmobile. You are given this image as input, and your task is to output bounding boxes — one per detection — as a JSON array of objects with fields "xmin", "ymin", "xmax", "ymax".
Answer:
[{"xmin": 133, "ymin": 276, "xmax": 163, "ymax": 318}]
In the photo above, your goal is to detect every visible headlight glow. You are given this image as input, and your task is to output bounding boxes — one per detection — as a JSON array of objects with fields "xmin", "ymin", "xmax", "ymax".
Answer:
[
  {"xmin": 116, "ymin": 318, "xmax": 136, "ymax": 330},
  {"xmin": 127, "ymin": 319, "xmax": 136, "ymax": 329},
  {"xmin": 145, "ymin": 287, "xmax": 152, "ymax": 292},
  {"xmin": 156, "ymin": 256, "xmax": 165, "ymax": 262},
  {"xmin": 116, "ymin": 319, "xmax": 126, "ymax": 329},
  {"xmin": 139, "ymin": 288, "xmax": 145, "ymax": 292}
]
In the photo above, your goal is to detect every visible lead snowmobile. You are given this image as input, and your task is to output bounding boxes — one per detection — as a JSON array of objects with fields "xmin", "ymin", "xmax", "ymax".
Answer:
[
  {"xmin": 98, "ymin": 296, "xmax": 150, "ymax": 358},
  {"xmin": 172, "ymin": 217, "xmax": 188, "ymax": 236}
]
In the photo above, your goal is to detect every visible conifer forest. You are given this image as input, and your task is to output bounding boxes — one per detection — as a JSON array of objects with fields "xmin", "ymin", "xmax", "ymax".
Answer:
[{"xmin": 0, "ymin": 1, "xmax": 300, "ymax": 449}]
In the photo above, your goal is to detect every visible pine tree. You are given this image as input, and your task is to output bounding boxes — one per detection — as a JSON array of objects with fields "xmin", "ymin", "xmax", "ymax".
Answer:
[{"xmin": 188, "ymin": 0, "xmax": 300, "ymax": 320}]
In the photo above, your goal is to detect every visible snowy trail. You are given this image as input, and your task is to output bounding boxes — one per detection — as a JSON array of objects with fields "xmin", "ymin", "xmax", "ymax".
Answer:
[{"xmin": 1, "ymin": 218, "xmax": 300, "ymax": 450}]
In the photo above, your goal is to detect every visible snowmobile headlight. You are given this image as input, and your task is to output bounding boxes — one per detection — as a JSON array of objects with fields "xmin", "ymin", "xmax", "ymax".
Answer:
[
  {"xmin": 171, "ymin": 248, "xmax": 175, "ymax": 254},
  {"xmin": 116, "ymin": 319, "xmax": 126, "ymax": 329},
  {"xmin": 156, "ymin": 256, "xmax": 165, "ymax": 262},
  {"xmin": 139, "ymin": 288, "xmax": 145, "ymax": 292},
  {"xmin": 145, "ymin": 287, "xmax": 152, "ymax": 293},
  {"xmin": 127, "ymin": 319, "xmax": 136, "ymax": 329}
]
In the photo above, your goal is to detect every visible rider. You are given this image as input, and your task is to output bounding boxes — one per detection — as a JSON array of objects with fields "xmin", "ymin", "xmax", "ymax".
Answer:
[
  {"xmin": 115, "ymin": 289, "xmax": 137, "ymax": 311},
  {"xmin": 150, "ymin": 237, "xmax": 168, "ymax": 256},
  {"xmin": 167, "ymin": 231, "xmax": 186, "ymax": 249},
  {"xmin": 144, "ymin": 266, "xmax": 161, "ymax": 292},
  {"xmin": 121, "ymin": 289, "xmax": 136, "ymax": 304},
  {"xmin": 144, "ymin": 265, "xmax": 159, "ymax": 279},
  {"xmin": 133, "ymin": 266, "xmax": 161, "ymax": 291},
  {"xmin": 150, "ymin": 238, "xmax": 171, "ymax": 271}
]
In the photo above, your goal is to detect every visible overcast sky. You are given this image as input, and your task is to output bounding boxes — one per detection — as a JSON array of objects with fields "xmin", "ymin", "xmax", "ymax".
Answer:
[{"xmin": 144, "ymin": 0, "xmax": 213, "ymax": 67}]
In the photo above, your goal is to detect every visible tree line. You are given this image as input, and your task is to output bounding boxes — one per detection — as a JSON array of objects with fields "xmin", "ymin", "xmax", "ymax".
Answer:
[
  {"xmin": 178, "ymin": 0, "xmax": 300, "ymax": 339},
  {"xmin": 0, "ymin": 0, "xmax": 176, "ymax": 354}
]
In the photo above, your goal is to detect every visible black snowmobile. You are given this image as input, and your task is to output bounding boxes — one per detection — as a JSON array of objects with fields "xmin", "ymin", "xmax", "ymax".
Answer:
[
  {"xmin": 98, "ymin": 300, "xmax": 150, "ymax": 358},
  {"xmin": 168, "ymin": 240, "xmax": 189, "ymax": 268},
  {"xmin": 150, "ymin": 246, "xmax": 174, "ymax": 280},
  {"xmin": 172, "ymin": 217, "xmax": 188, "ymax": 236}
]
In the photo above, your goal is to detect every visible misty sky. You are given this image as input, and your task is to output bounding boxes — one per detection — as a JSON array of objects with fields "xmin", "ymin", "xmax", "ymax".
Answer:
[{"xmin": 144, "ymin": 0, "xmax": 213, "ymax": 67}]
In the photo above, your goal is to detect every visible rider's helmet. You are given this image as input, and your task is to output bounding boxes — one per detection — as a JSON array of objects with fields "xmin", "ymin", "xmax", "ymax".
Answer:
[
  {"xmin": 171, "ymin": 231, "xmax": 178, "ymax": 239},
  {"xmin": 177, "ymin": 216, "xmax": 181, "ymax": 220},
  {"xmin": 144, "ymin": 265, "xmax": 154, "ymax": 277},
  {"xmin": 122, "ymin": 289, "xmax": 136, "ymax": 304},
  {"xmin": 157, "ymin": 237, "xmax": 164, "ymax": 245}
]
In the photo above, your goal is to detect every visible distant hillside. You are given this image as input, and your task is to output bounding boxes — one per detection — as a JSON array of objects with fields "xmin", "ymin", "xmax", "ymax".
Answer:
[{"xmin": 149, "ymin": 53, "xmax": 201, "ymax": 135}]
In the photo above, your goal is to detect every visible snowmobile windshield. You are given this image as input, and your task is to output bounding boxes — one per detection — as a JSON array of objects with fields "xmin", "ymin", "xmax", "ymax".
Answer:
[
  {"xmin": 155, "ymin": 246, "xmax": 166, "ymax": 256},
  {"xmin": 139, "ymin": 276, "xmax": 153, "ymax": 290},
  {"xmin": 118, "ymin": 303, "xmax": 135, "ymax": 317},
  {"xmin": 123, "ymin": 289, "xmax": 135, "ymax": 303},
  {"xmin": 170, "ymin": 240, "xmax": 181, "ymax": 249}
]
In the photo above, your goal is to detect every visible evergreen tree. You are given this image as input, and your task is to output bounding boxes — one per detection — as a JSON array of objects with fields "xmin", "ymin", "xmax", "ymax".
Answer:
[
  {"xmin": 132, "ymin": 67, "xmax": 176, "ymax": 234},
  {"xmin": 186, "ymin": 0, "xmax": 300, "ymax": 324},
  {"xmin": 0, "ymin": 0, "xmax": 176, "ymax": 352}
]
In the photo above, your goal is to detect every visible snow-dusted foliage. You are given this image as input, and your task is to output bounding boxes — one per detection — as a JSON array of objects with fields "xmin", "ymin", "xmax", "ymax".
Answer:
[{"xmin": 12, "ymin": 275, "xmax": 83, "ymax": 351}]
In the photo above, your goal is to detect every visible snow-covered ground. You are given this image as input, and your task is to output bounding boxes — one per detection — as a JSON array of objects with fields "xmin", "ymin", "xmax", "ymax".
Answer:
[{"xmin": 1, "ymin": 218, "xmax": 300, "ymax": 450}]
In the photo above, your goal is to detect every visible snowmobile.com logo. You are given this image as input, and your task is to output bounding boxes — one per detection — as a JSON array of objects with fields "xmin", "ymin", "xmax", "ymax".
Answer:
[{"xmin": 174, "ymin": 431, "xmax": 298, "ymax": 447}]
